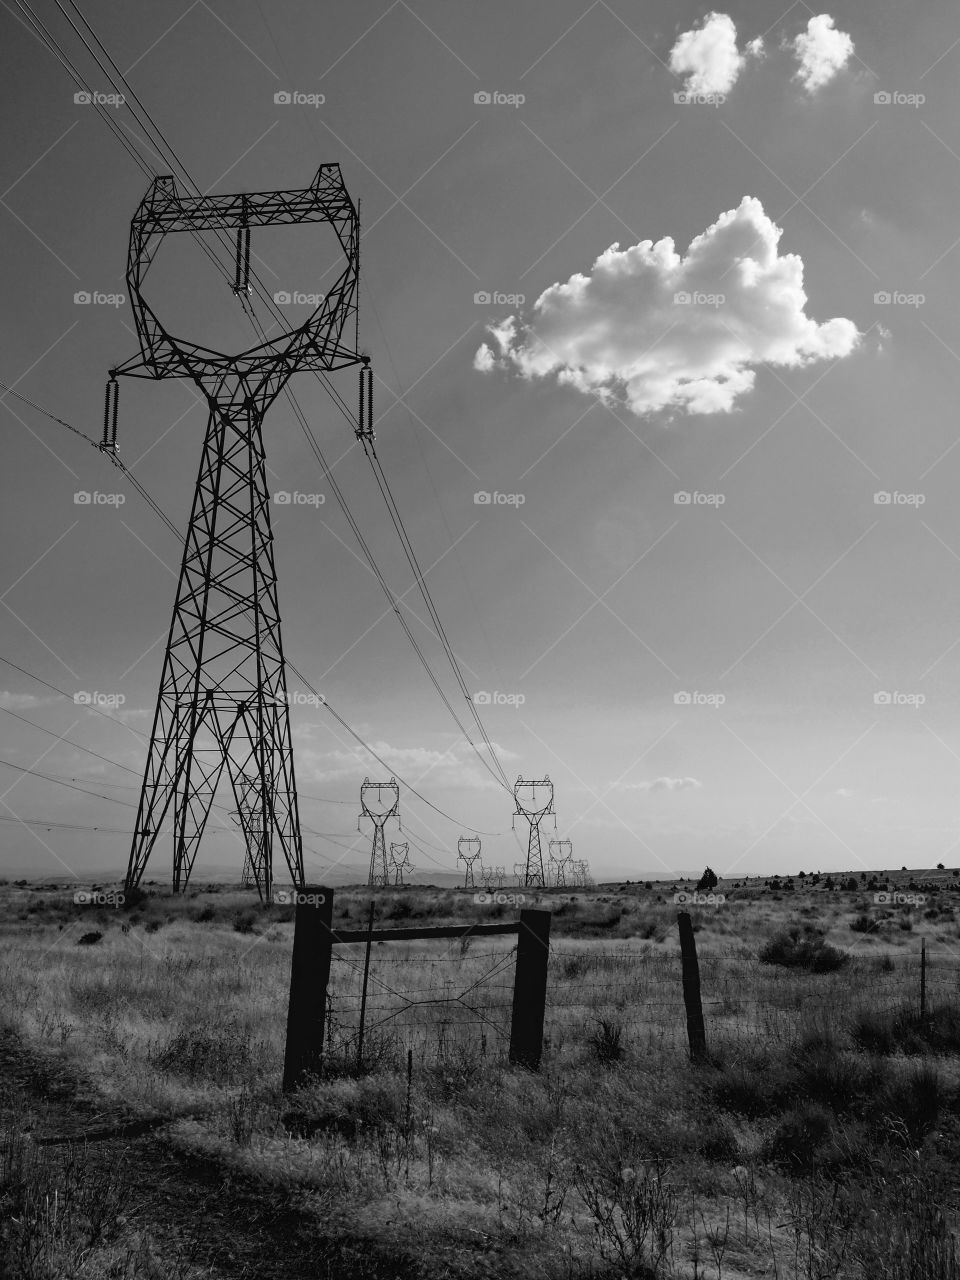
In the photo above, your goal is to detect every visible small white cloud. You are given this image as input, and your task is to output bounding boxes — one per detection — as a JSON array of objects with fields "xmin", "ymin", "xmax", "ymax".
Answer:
[
  {"xmin": 792, "ymin": 14, "xmax": 854, "ymax": 93},
  {"xmin": 669, "ymin": 12, "xmax": 747, "ymax": 96},
  {"xmin": 628, "ymin": 776, "xmax": 703, "ymax": 792},
  {"xmin": 298, "ymin": 738, "xmax": 516, "ymax": 793},
  {"xmin": 473, "ymin": 344, "xmax": 495, "ymax": 373},
  {"xmin": 745, "ymin": 36, "xmax": 765, "ymax": 59},
  {"xmin": 834, "ymin": 787, "xmax": 855, "ymax": 798},
  {"xmin": 0, "ymin": 691, "xmax": 55, "ymax": 710},
  {"xmin": 475, "ymin": 195, "xmax": 860, "ymax": 418}
]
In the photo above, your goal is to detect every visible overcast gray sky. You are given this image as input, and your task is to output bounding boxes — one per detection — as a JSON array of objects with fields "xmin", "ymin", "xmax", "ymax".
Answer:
[{"xmin": 2, "ymin": 0, "xmax": 960, "ymax": 885}]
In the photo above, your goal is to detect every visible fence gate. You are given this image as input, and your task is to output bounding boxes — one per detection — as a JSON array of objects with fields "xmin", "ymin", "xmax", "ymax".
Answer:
[{"xmin": 282, "ymin": 886, "xmax": 551, "ymax": 1092}]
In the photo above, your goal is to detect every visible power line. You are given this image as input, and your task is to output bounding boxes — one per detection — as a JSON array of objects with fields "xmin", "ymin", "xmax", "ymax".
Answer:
[
  {"xmin": 1, "ymin": 386, "xmax": 499, "ymax": 837},
  {"xmin": 9, "ymin": 3, "xmax": 506, "ymax": 838},
  {"xmin": 53, "ymin": 0, "xmax": 512, "ymax": 804}
]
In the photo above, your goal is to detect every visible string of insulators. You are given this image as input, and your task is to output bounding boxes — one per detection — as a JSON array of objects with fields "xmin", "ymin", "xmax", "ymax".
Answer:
[
  {"xmin": 233, "ymin": 225, "xmax": 251, "ymax": 294},
  {"xmin": 357, "ymin": 359, "xmax": 374, "ymax": 442},
  {"xmin": 101, "ymin": 376, "xmax": 119, "ymax": 452}
]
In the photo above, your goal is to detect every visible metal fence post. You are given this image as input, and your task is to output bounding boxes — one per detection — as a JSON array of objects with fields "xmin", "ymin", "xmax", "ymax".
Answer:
[
  {"xmin": 509, "ymin": 908, "xmax": 551, "ymax": 1070},
  {"xmin": 282, "ymin": 885, "xmax": 333, "ymax": 1093}
]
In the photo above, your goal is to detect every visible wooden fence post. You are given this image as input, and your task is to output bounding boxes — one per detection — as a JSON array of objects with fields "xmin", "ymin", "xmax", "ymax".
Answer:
[
  {"xmin": 509, "ymin": 908, "xmax": 551, "ymax": 1070},
  {"xmin": 677, "ymin": 911, "xmax": 707, "ymax": 1062},
  {"xmin": 282, "ymin": 885, "xmax": 334, "ymax": 1094},
  {"xmin": 356, "ymin": 900, "xmax": 375, "ymax": 1072},
  {"xmin": 920, "ymin": 935, "xmax": 927, "ymax": 1020}
]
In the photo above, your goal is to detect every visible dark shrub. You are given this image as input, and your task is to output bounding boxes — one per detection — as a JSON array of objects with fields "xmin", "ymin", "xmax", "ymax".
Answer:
[
  {"xmin": 878, "ymin": 1063, "xmax": 943, "ymax": 1142},
  {"xmin": 232, "ymin": 907, "xmax": 257, "ymax": 934},
  {"xmin": 849, "ymin": 914, "xmax": 876, "ymax": 934},
  {"xmin": 155, "ymin": 1020, "xmax": 251, "ymax": 1083},
  {"xmin": 765, "ymin": 1103, "xmax": 833, "ymax": 1169},
  {"xmin": 121, "ymin": 885, "xmax": 148, "ymax": 911},
  {"xmin": 589, "ymin": 1019, "xmax": 624, "ymax": 1064},
  {"xmin": 759, "ymin": 925, "xmax": 847, "ymax": 972}
]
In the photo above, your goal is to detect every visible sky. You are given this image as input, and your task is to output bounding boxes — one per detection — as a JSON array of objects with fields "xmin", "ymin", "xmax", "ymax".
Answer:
[{"xmin": 2, "ymin": 0, "xmax": 960, "ymax": 887}]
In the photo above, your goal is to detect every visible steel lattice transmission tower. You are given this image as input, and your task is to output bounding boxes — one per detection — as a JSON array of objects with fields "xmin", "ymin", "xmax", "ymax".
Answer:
[
  {"xmin": 513, "ymin": 776, "xmax": 556, "ymax": 888},
  {"xmin": 457, "ymin": 836, "xmax": 482, "ymax": 888},
  {"xmin": 229, "ymin": 772, "xmax": 265, "ymax": 891},
  {"xmin": 548, "ymin": 838, "xmax": 574, "ymax": 887},
  {"xmin": 116, "ymin": 166, "xmax": 365, "ymax": 900},
  {"xmin": 389, "ymin": 842, "xmax": 412, "ymax": 885},
  {"xmin": 360, "ymin": 777, "xmax": 400, "ymax": 887}
]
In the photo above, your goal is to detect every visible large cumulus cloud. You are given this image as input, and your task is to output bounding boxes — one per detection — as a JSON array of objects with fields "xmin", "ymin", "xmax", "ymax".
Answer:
[{"xmin": 474, "ymin": 196, "xmax": 860, "ymax": 417}]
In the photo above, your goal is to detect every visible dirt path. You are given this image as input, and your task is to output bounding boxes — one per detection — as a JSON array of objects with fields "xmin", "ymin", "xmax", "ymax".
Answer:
[{"xmin": 0, "ymin": 1027, "xmax": 423, "ymax": 1279}]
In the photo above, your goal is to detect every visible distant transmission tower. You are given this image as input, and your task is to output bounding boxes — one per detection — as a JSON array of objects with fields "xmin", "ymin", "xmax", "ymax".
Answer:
[
  {"xmin": 479, "ymin": 863, "xmax": 496, "ymax": 891},
  {"xmin": 572, "ymin": 859, "xmax": 593, "ymax": 888},
  {"xmin": 548, "ymin": 838, "xmax": 574, "ymax": 887},
  {"xmin": 116, "ymin": 166, "xmax": 365, "ymax": 900},
  {"xmin": 389, "ymin": 842, "xmax": 412, "ymax": 885},
  {"xmin": 494, "ymin": 865, "xmax": 506, "ymax": 888},
  {"xmin": 229, "ymin": 772, "xmax": 266, "ymax": 891},
  {"xmin": 360, "ymin": 778, "xmax": 401, "ymax": 887},
  {"xmin": 458, "ymin": 836, "xmax": 482, "ymax": 888},
  {"xmin": 513, "ymin": 776, "xmax": 556, "ymax": 888},
  {"xmin": 513, "ymin": 861, "xmax": 526, "ymax": 887}
]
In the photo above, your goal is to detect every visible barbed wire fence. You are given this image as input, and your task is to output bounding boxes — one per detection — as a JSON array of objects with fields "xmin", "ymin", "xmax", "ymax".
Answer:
[
  {"xmin": 324, "ymin": 942, "xmax": 519, "ymax": 1070},
  {"xmin": 282, "ymin": 891, "xmax": 960, "ymax": 1083}
]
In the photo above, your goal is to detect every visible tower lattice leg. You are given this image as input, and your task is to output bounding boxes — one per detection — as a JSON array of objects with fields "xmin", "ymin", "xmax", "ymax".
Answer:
[
  {"xmin": 125, "ymin": 391, "xmax": 304, "ymax": 898},
  {"xmin": 525, "ymin": 820, "xmax": 545, "ymax": 888}
]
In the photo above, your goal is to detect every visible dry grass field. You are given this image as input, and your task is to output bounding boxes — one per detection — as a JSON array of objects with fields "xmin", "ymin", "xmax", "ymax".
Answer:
[{"xmin": 2, "ymin": 870, "xmax": 960, "ymax": 1278}]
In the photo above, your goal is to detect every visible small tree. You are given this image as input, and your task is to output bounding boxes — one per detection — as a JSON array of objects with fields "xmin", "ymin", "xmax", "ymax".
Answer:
[{"xmin": 697, "ymin": 867, "xmax": 719, "ymax": 892}]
